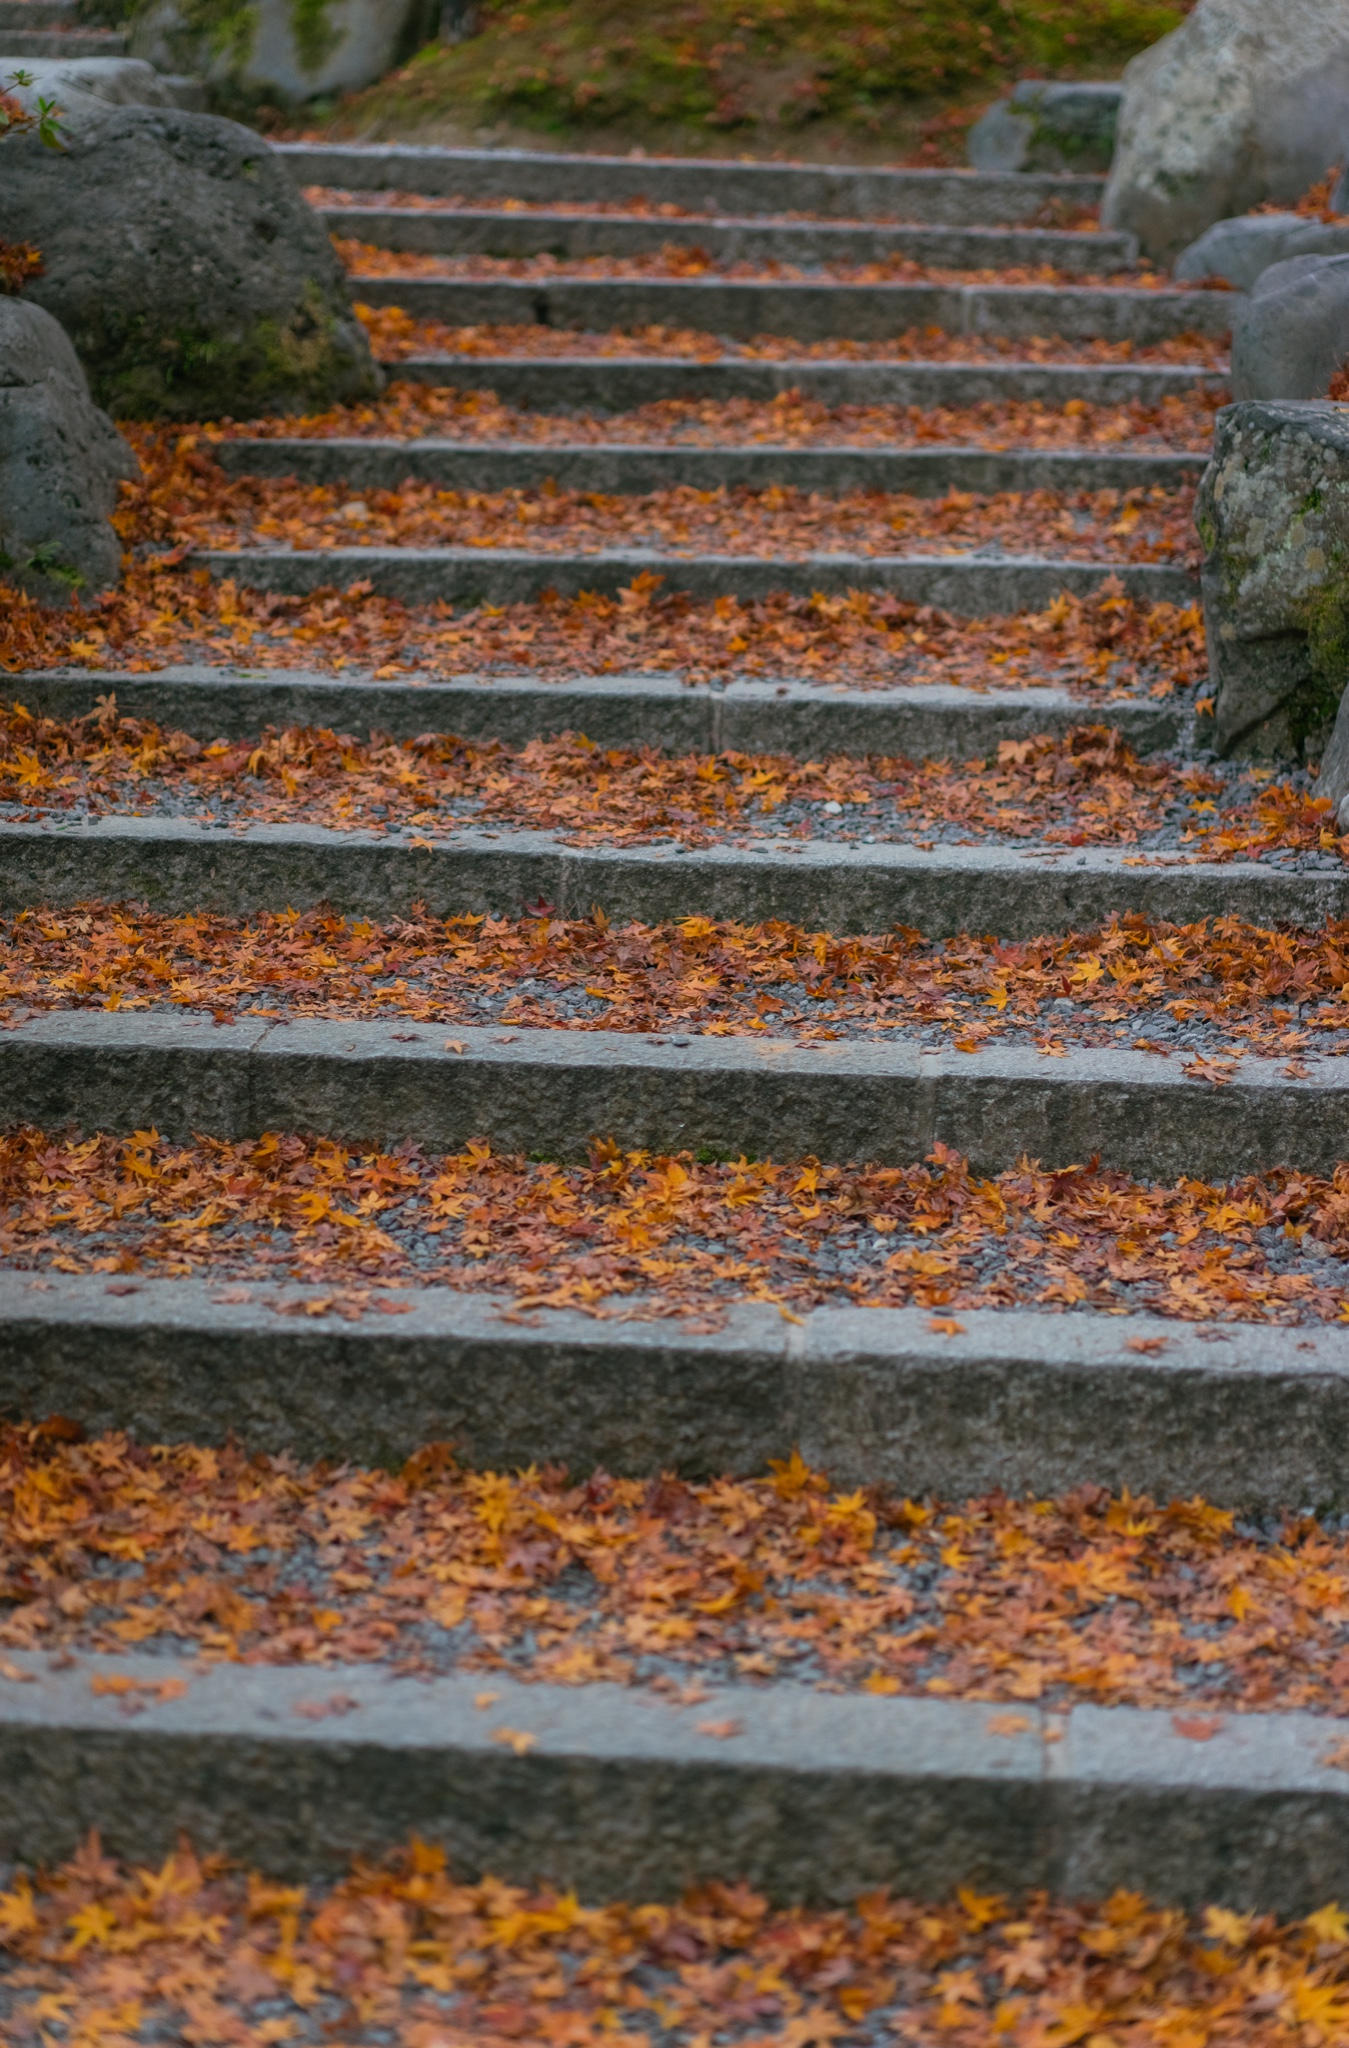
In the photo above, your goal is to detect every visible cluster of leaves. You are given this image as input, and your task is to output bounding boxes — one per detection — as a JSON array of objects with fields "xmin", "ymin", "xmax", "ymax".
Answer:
[
  {"xmin": 0, "ymin": 238, "xmax": 41, "ymax": 296},
  {"xmin": 335, "ymin": 233, "xmax": 1179, "ymax": 290},
  {"xmin": 0, "ymin": 700, "xmax": 1337, "ymax": 863},
  {"xmin": 7, "ymin": 1426, "xmax": 1349, "ymax": 1718},
  {"xmin": 125, "ymin": 428, "xmax": 1194, "ymax": 564},
  {"xmin": 325, "ymin": 0, "xmax": 1189, "ymax": 144},
  {"xmin": 5, "ymin": 1126, "xmax": 1349, "ymax": 1327},
  {"xmin": 0, "ymin": 553, "xmax": 1208, "ymax": 694},
  {"xmin": 357, "ymin": 305, "xmax": 1233, "ymax": 369},
  {"xmin": 215, "ymin": 378, "xmax": 1221, "ymax": 453},
  {"xmin": 6, "ymin": 1836, "xmax": 1349, "ymax": 2048},
  {"xmin": 0, "ymin": 904, "xmax": 1337, "ymax": 1061},
  {"xmin": 0, "ymin": 69, "xmax": 62, "ymax": 149}
]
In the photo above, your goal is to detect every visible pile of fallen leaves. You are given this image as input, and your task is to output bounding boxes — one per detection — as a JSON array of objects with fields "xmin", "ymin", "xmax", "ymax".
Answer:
[
  {"xmin": 0, "ymin": 905, "xmax": 1337, "ymax": 1060},
  {"xmin": 334, "ymin": 237, "xmax": 1183, "ymax": 292},
  {"xmin": 5, "ymin": 1128, "xmax": 1349, "ymax": 1326},
  {"xmin": 0, "ymin": 700, "xmax": 1337, "ymax": 863},
  {"xmin": 0, "ymin": 560, "xmax": 1208, "ymax": 695},
  {"xmin": 358, "ymin": 306, "xmax": 1233, "ymax": 369},
  {"xmin": 5, "ymin": 1428, "xmax": 1349, "ymax": 1711},
  {"xmin": 122, "ymin": 428, "xmax": 1195, "ymax": 563},
  {"xmin": 7, "ymin": 1838, "xmax": 1349, "ymax": 2048},
  {"xmin": 212, "ymin": 379, "xmax": 1221, "ymax": 452},
  {"xmin": 0, "ymin": 237, "xmax": 40, "ymax": 296}
]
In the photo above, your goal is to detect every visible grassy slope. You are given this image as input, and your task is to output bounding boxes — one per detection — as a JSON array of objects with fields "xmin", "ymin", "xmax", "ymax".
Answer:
[{"xmin": 311, "ymin": 0, "xmax": 1190, "ymax": 160}]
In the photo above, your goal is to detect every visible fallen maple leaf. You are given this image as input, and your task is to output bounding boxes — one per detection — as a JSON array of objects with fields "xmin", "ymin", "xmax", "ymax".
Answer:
[
  {"xmin": 491, "ymin": 1726, "xmax": 538, "ymax": 1755},
  {"xmin": 695, "ymin": 1718, "xmax": 743, "ymax": 1739},
  {"xmin": 1125, "ymin": 1336, "xmax": 1168, "ymax": 1354},
  {"xmin": 928, "ymin": 1316, "xmax": 966, "ymax": 1335},
  {"xmin": 1171, "ymin": 1715, "xmax": 1223, "ymax": 1741},
  {"xmin": 292, "ymin": 1693, "xmax": 362, "ymax": 1721}
]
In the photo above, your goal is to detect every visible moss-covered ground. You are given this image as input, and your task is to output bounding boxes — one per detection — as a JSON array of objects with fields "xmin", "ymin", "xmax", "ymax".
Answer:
[{"xmin": 286, "ymin": 0, "xmax": 1193, "ymax": 162}]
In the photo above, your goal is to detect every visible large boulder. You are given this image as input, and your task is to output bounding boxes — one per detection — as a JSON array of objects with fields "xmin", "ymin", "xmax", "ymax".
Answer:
[
  {"xmin": 1196, "ymin": 401, "xmax": 1349, "ymax": 760},
  {"xmin": 1230, "ymin": 254, "xmax": 1349, "ymax": 400},
  {"xmin": 967, "ymin": 80, "xmax": 1122, "ymax": 176},
  {"xmin": 1175, "ymin": 214, "xmax": 1349, "ymax": 292},
  {"xmin": 1101, "ymin": 0, "xmax": 1349, "ymax": 265},
  {"xmin": 130, "ymin": 0, "xmax": 435, "ymax": 102},
  {"xmin": 0, "ymin": 298, "xmax": 137, "ymax": 606},
  {"xmin": 0, "ymin": 56, "xmax": 205, "ymax": 112},
  {"xmin": 0, "ymin": 101, "xmax": 381, "ymax": 419}
]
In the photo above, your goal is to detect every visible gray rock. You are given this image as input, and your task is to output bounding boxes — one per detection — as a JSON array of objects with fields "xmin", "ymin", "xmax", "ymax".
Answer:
[
  {"xmin": 0, "ymin": 57, "xmax": 203, "ymax": 112},
  {"xmin": 1196, "ymin": 400, "xmax": 1349, "ymax": 760},
  {"xmin": 131, "ymin": 0, "xmax": 435, "ymax": 102},
  {"xmin": 0, "ymin": 298, "xmax": 137, "ymax": 606},
  {"xmin": 1176, "ymin": 214, "xmax": 1349, "ymax": 291},
  {"xmin": 967, "ymin": 79, "xmax": 1122, "ymax": 176},
  {"xmin": 1231, "ymin": 254, "xmax": 1349, "ymax": 401},
  {"xmin": 0, "ymin": 102, "xmax": 381, "ymax": 418},
  {"xmin": 1102, "ymin": 0, "xmax": 1349, "ymax": 264}
]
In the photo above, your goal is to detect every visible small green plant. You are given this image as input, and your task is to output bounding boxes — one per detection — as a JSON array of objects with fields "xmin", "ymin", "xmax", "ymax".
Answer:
[{"xmin": 0, "ymin": 71, "xmax": 64, "ymax": 148}]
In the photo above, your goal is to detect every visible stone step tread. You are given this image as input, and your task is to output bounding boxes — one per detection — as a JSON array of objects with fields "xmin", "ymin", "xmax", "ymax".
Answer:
[
  {"xmin": 276, "ymin": 141, "xmax": 1108, "ymax": 225},
  {"xmin": 3, "ymin": 1010, "xmax": 1347, "ymax": 1182},
  {"xmin": 8, "ymin": 667, "xmax": 1189, "ymax": 755},
  {"xmin": 215, "ymin": 440, "xmax": 1208, "ymax": 498},
  {"xmin": 351, "ymin": 273, "xmax": 1237, "ymax": 346},
  {"xmin": 322, "ymin": 205, "xmax": 1140, "ymax": 273},
  {"xmin": 0, "ymin": 816, "xmax": 1324, "ymax": 941},
  {"xmin": 0, "ymin": 0, "xmax": 78, "ymax": 23},
  {"xmin": 6, "ymin": 1277, "xmax": 1349, "ymax": 1508},
  {"xmin": 0, "ymin": 1644, "xmax": 1344, "ymax": 1909},
  {"xmin": 0, "ymin": 23, "xmax": 125, "ymax": 48},
  {"xmin": 187, "ymin": 546, "xmax": 1195, "ymax": 613},
  {"xmin": 385, "ymin": 355, "xmax": 1230, "ymax": 409}
]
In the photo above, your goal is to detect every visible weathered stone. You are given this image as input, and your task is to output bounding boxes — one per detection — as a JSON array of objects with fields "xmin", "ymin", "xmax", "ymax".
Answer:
[
  {"xmin": 0, "ymin": 298, "xmax": 137, "ymax": 606},
  {"xmin": 1231, "ymin": 254, "xmax": 1349, "ymax": 401},
  {"xmin": 1, "ymin": 56, "xmax": 204, "ymax": 112},
  {"xmin": 0, "ymin": 102, "xmax": 381, "ymax": 418},
  {"xmin": 966, "ymin": 80, "xmax": 1122, "ymax": 176},
  {"xmin": 1175, "ymin": 215, "xmax": 1349, "ymax": 291},
  {"xmin": 130, "ymin": 0, "xmax": 435, "ymax": 103},
  {"xmin": 1102, "ymin": 0, "xmax": 1349, "ymax": 264},
  {"xmin": 1196, "ymin": 400, "xmax": 1349, "ymax": 759}
]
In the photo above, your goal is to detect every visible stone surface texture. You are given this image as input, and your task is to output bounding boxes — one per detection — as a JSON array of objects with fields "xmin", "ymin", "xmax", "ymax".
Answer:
[
  {"xmin": 1176, "ymin": 214, "xmax": 1349, "ymax": 291},
  {"xmin": 967, "ymin": 79, "xmax": 1121, "ymax": 175},
  {"xmin": 0, "ymin": 297, "xmax": 136, "ymax": 605},
  {"xmin": 1197, "ymin": 400, "xmax": 1349, "ymax": 758},
  {"xmin": 1232, "ymin": 254, "xmax": 1349, "ymax": 401},
  {"xmin": 1101, "ymin": 0, "xmax": 1349, "ymax": 263},
  {"xmin": 2, "ymin": 55, "xmax": 203, "ymax": 111},
  {"xmin": 0, "ymin": 103, "xmax": 380, "ymax": 417},
  {"xmin": 131, "ymin": 0, "xmax": 433, "ymax": 101}
]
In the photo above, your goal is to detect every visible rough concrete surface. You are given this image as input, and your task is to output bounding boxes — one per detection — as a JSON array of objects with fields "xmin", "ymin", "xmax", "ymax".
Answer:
[
  {"xmin": 5, "ymin": 666, "xmax": 1189, "ymax": 756},
  {"xmin": 215, "ymin": 437, "xmax": 1203, "ymax": 499},
  {"xmin": 8, "ymin": 1276, "xmax": 1349, "ymax": 1507},
  {"xmin": 273, "ymin": 143, "xmax": 1107, "ymax": 224},
  {"xmin": 0, "ymin": 815, "xmax": 1328, "ymax": 937},
  {"xmin": 351, "ymin": 274, "xmax": 1236, "ymax": 345},
  {"xmin": 318, "ymin": 204, "xmax": 1138, "ymax": 274},
  {"xmin": 188, "ymin": 544, "xmax": 1195, "ymax": 611},
  {"xmin": 389, "ymin": 357, "xmax": 1229, "ymax": 413},
  {"xmin": 1, "ymin": 1650, "xmax": 1349, "ymax": 1910},
  {"xmin": 2, "ymin": 1009, "xmax": 1349, "ymax": 1181}
]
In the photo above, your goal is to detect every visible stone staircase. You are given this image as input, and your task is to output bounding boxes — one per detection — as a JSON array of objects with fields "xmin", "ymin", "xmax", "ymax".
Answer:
[
  {"xmin": 7, "ymin": 141, "xmax": 1349, "ymax": 1923},
  {"xmin": 0, "ymin": 0, "xmax": 126, "ymax": 60}
]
